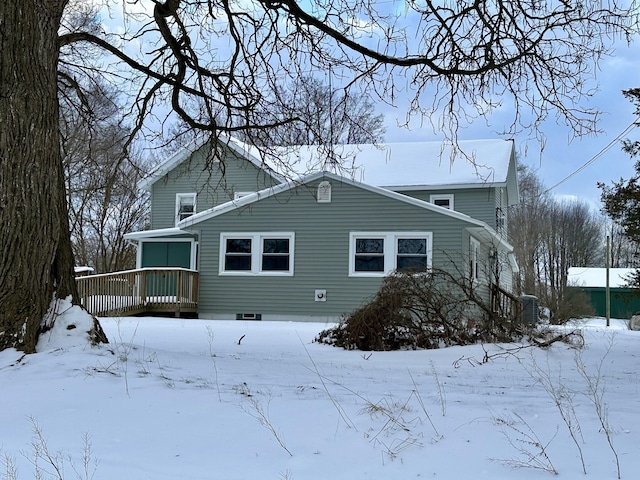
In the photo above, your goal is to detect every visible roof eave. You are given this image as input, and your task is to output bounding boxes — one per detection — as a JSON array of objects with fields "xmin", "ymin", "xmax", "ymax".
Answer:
[
  {"xmin": 138, "ymin": 135, "xmax": 211, "ymax": 191},
  {"xmin": 123, "ymin": 227, "xmax": 195, "ymax": 242},
  {"xmin": 387, "ymin": 181, "xmax": 508, "ymax": 192}
]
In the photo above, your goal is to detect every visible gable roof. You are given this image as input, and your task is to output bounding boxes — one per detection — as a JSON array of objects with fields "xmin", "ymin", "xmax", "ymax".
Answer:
[
  {"xmin": 176, "ymin": 170, "xmax": 514, "ymax": 253},
  {"xmin": 140, "ymin": 137, "xmax": 518, "ymax": 199},
  {"xmin": 138, "ymin": 135, "xmax": 284, "ymax": 191},
  {"xmin": 291, "ymin": 139, "xmax": 516, "ymax": 191}
]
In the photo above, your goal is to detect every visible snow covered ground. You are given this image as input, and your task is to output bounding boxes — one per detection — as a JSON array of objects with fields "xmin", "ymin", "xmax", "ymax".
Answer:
[{"xmin": 1, "ymin": 315, "xmax": 639, "ymax": 479}]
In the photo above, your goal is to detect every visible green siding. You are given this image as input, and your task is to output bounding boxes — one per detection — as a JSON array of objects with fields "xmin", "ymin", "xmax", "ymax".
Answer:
[
  {"xmin": 402, "ymin": 188, "xmax": 499, "ymax": 230},
  {"xmin": 189, "ymin": 178, "xmax": 483, "ymax": 319},
  {"xmin": 575, "ymin": 287, "xmax": 640, "ymax": 319},
  {"xmin": 150, "ymin": 143, "xmax": 278, "ymax": 229}
]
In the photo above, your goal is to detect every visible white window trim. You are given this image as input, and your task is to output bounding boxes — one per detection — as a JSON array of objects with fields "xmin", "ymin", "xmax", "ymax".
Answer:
[
  {"xmin": 349, "ymin": 232, "xmax": 432, "ymax": 277},
  {"xmin": 175, "ymin": 193, "xmax": 197, "ymax": 225},
  {"xmin": 470, "ymin": 236, "xmax": 481, "ymax": 282},
  {"xmin": 429, "ymin": 193, "xmax": 454, "ymax": 210},
  {"xmin": 219, "ymin": 232, "xmax": 295, "ymax": 276}
]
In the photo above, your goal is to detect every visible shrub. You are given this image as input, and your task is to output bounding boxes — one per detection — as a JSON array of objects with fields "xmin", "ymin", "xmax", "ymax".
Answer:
[{"xmin": 317, "ymin": 270, "xmax": 526, "ymax": 351}]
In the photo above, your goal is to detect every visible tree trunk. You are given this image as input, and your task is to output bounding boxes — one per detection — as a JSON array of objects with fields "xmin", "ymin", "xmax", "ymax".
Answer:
[{"xmin": 0, "ymin": 1, "xmax": 106, "ymax": 352}]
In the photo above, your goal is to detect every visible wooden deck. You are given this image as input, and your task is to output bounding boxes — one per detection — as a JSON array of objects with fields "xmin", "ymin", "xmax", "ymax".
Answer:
[{"xmin": 76, "ymin": 268, "xmax": 199, "ymax": 317}]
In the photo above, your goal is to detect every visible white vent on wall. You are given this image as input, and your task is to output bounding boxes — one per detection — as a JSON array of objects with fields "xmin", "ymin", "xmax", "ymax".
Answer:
[
  {"xmin": 317, "ymin": 181, "xmax": 332, "ymax": 203},
  {"xmin": 315, "ymin": 290, "xmax": 327, "ymax": 302}
]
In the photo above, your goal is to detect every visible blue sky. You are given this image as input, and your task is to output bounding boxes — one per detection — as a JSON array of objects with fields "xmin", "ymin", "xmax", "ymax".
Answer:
[{"xmin": 380, "ymin": 38, "xmax": 640, "ymax": 209}]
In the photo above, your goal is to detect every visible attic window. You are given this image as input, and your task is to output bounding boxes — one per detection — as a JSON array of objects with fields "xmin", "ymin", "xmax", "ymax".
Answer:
[
  {"xmin": 430, "ymin": 194, "xmax": 454, "ymax": 210},
  {"xmin": 317, "ymin": 181, "xmax": 332, "ymax": 203},
  {"xmin": 176, "ymin": 193, "xmax": 196, "ymax": 223}
]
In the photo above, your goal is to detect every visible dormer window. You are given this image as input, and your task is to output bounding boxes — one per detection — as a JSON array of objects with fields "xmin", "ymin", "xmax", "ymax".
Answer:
[
  {"xmin": 430, "ymin": 194, "xmax": 454, "ymax": 210},
  {"xmin": 176, "ymin": 193, "xmax": 196, "ymax": 223}
]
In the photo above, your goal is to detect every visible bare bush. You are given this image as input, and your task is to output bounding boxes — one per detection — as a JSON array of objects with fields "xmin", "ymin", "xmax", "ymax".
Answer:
[
  {"xmin": 526, "ymin": 354, "xmax": 587, "ymax": 474},
  {"xmin": 546, "ymin": 287, "xmax": 596, "ymax": 325},
  {"xmin": 241, "ymin": 389, "xmax": 293, "ymax": 457},
  {"xmin": 317, "ymin": 270, "xmax": 526, "ymax": 351},
  {"xmin": 492, "ymin": 413, "xmax": 558, "ymax": 475},
  {"xmin": 575, "ymin": 339, "xmax": 621, "ymax": 479},
  {"xmin": 0, "ymin": 417, "xmax": 98, "ymax": 480}
]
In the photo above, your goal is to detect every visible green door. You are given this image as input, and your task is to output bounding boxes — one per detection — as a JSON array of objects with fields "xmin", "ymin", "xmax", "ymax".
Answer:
[{"xmin": 141, "ymin": 242, "xmax": 192, "ymax": 296}]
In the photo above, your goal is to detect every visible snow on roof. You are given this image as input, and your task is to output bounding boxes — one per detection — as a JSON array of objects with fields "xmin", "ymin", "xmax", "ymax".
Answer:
[
  {"xmin": 73, "ymin": 266, "xmax": 94, "ymax": 274},
  {"xmin": 140, "ymin": 137, "xmax": 516, "ymax": 193},
  {"xmin": 567, "ymin": 267, "xmax": 636, "ymax": 288},
  {"xmin": 123, "ymin": 227, "xmax": 194, "ymax": 241},
  {"xmin": 287, "ymin": 139, "xmax": 515, "ymax": 189}
]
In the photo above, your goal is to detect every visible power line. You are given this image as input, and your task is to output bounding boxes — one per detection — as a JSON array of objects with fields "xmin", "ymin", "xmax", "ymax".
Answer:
[{"xmin": 544, "ymin": 121, "xmax": 638, "ymax": 193}]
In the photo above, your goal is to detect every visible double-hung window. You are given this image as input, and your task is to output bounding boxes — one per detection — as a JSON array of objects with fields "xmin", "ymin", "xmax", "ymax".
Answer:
[
  {"xmin": 349, "ymin": 232, "xmax": 432, "ymax": 276},
  {"xmin": 176, "ymin": 193, "xmax": 196, "ymax": 224},
  {"xmin": 220, "ymin": 233, "xmax": 294, "ymax": 275}
]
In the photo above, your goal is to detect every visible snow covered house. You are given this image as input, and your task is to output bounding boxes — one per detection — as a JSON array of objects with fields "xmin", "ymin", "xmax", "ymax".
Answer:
[{"xmin": 123, "ymin": 136, "xmax": 520, "ymax": 321}]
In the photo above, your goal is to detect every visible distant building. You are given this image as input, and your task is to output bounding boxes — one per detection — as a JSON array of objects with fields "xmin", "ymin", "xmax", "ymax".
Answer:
[{"xmin": 568, "ymin": 267, "xmax": 640, "ymax": 318}]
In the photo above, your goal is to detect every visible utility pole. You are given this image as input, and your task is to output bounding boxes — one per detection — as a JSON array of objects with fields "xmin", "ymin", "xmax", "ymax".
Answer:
[{"xmin": 606, "ymin": 235, "xmax": 611, "ymax": 327}]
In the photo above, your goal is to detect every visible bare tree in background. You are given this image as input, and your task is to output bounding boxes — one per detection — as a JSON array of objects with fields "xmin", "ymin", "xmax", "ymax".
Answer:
[
  {"xmin": 1, "ymin": 0, "xmax": 637, "ymax": 352},
  {"xmin": 509, "ymin": 164, "xmax": 551, "ymax": 296},
  {"xmin": 61, "ymin": 81, "xmax": 149, "ymax": 273},
  {"xmin": 250, "ymin": 75, "xmax": 386, "ymax": 146},
  {"xmin": 510, "ymin": 166, "xmax": 603, "ymax": 320},
  {"xmin": 64, "ymin": 139, "xmax": 149, "ymax": 273},
  {"xmin": 606, "ymin": 222, "xmax": 640, "ymax": 268},
  {"xmin": 539, "ymin": 199, "xmax": 603, "ymax": 321}
]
